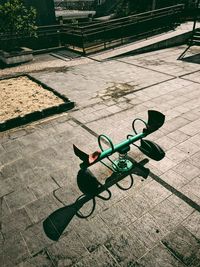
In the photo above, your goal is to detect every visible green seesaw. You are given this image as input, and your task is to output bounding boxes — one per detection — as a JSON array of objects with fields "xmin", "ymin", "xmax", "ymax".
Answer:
[{"xmin": 43, "ymin": 110, "xmax": 165, "ymax": 241}]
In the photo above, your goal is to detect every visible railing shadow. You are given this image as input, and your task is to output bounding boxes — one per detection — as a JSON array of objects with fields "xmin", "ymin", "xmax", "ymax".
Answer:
[{"xmin": 182, "ymin": 53, "xmax": 200, "ymax": 64}]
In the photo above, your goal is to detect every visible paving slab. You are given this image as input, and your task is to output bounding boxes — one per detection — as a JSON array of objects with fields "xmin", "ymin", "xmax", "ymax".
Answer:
[
  {"xmin": 0, "ymin": 44, "xmax": 200, "ymax": 267},
  {"xmin": 47, "ymin": 230, "xmax": 89, "ymax": 266},
  {"xmin": 162, "ymin": 225, "xmax": 200, "ymax": 266},
  {"xmin": 104, "ymin": 228, "xmax": 148, "ymax": 267},
  {"xmin": 136, "ymin": 243, "xmax": 186, "ymax": 267},
  {"xmin": 31, "ymin": 60, "xmax": 172, "ymax": 109},
  {"xmin": 118, "ymin": 46, "xmax": 200, "ymax": 77}
]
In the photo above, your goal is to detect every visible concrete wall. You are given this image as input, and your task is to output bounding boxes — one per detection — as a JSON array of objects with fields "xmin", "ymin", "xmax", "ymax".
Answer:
[
  {"xmin": 54, "ymin": 0, "xmax": 95, "ymax": 10},
  {"xmin": 116, "ymin": 31, "xmax": 193, "ymax": 58}
]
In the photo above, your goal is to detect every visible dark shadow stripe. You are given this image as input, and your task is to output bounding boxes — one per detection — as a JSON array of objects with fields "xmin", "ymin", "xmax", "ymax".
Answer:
[
  {"xmin": 71, "ymin": 118, "xmax": 99, "ymax": 138},
  {"xmin": 149, "ymin": 171, "xmax": 200, "ymax": 212}
]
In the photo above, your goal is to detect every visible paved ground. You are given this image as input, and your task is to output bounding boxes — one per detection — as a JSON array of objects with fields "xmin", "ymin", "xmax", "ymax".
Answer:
[
  {"xmin": 0, "ymin": 21, "xmax": 199, "ymax": 79},
  {"xmin": 0, "ymin": 44, "xmax": 200, "ymax": 267}
]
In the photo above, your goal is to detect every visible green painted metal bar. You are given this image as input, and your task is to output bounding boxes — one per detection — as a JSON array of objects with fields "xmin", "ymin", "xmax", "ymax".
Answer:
[
  {"xmin": 99, "ymin": 132, "xmax": 145, "ymax": 160},
  {"xmin": 77, "ymin": 110, "xmax": 165, "ymax": 169},
  {"xmin": 80, "ymin": 132, "xmax": 146, "ymax": 169}
]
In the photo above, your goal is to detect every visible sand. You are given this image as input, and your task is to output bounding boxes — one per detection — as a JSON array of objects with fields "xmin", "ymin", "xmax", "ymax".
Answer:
[{"xmin": 0, "ymin": 76, "xmax": 65, "ymax": 122}]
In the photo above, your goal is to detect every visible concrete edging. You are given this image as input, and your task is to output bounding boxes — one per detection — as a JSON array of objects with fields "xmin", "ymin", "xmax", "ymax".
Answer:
[
  {"xmin": 0, "ymin": 74, "xmax": 75, "ymax": 132},
  {"xmin": 111, "ymin": 31, "xmax": 193, "ymax": 59}
]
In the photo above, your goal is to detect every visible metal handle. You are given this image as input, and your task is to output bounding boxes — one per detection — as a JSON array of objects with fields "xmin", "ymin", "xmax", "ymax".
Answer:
[{"xmin": 98, "ymin": 134, "xmax": 114, "ymax": 156}]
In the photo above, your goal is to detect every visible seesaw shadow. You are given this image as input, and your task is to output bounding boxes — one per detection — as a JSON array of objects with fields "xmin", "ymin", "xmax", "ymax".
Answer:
[{"xmin": 43, "ymin": 158, "xmax": 149, "ymax": 241}]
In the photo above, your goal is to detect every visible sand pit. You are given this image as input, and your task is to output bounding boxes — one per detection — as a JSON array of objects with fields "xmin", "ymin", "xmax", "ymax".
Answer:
[{"xmin": 0, "ymin": 76, "xmax": 65, "ymax": 122}]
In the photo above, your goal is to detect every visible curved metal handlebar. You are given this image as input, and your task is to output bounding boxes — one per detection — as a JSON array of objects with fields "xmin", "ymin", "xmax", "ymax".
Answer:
[
  {"xmin": 132, "ymin": 118, "xmax": 147, "ymax": 135},
  {"xmin": 98, "ymin": 134, "xmax": 114, "ymax": 156}
]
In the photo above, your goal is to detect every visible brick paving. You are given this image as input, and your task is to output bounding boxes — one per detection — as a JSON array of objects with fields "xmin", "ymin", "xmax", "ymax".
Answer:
[{"xmin": 0, "ymin": 43, "xmax": 200, "ymax": 267}]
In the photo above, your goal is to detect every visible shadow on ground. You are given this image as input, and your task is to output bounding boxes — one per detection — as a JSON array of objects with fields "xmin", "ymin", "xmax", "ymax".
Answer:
[
  {"xmin": 43, "ymin": 160, "xmax": 200, "ymax": 243},
  {"xmin": 43, "ymin": 158, "xmax": 150, "ymax": 241},
  {"xmin": 182, "ymin": 53, "xmax": 200, "ymax": 64}
]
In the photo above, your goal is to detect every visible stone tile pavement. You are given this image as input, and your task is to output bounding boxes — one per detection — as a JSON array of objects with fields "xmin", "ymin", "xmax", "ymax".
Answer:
[
  {"xmin": 0, "ymin": 21, "xmax": 199, "ymax": 79},
  {"xmin": 0, "ymin": 45, "xmax": 200, "ymax": 266}
]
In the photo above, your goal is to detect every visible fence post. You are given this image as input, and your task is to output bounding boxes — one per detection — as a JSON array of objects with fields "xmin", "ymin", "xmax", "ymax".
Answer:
[
  {"xmin": 192, "ymin": 0, "xmax": 200, "ymax": 34},
  {"xmin": 104, "ymin": 26, "xmax": 106, "ymax": 50},
  {"xmin": 152, "ymin": 0, "xmax": 156, "ymax": 10},
  {"xmin": 58, "ymin": 18, "xmax": 63, "ymax": 47},
  {"xmin": 120, "ymin": 24, "xmax": 122, "ymax": 46},
  {"xmin": 82, "ymin": 29, "xmax": 86, "ymax": 55}
]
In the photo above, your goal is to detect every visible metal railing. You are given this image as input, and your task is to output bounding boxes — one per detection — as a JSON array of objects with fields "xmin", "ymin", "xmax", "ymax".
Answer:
[
  {"xmin": 61, "ymin": 4, "xmax": 184, "ymax": 54},
  {"xmin": 0, "ymin": 4, "xmax": 184, "ymax": 54},
  {"xmin": 192, "ymin": 0, "xmax": 200, "ymax": 32}
]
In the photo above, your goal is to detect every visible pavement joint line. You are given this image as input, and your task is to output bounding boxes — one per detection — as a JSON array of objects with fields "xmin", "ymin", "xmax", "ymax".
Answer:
[
  {"xmin": 85, "ymin": 56, "xmax": 102, "ymax": 62},
  {"xmin": 71, "ymin": 106, "xmax": 131, "ymax": 126},
  {"xmin": 116, "ymin": 58, "xmax": 177, "ymax": 78},
  {"xmin": 149, "ymin": 171, "xmax": 200, "ymax": 213},
  {"xmin": 135, "ymin": 241, "xmax": 179, "ymax": 266},
  {"xmin": 178, "ymin": 68, "xmax": 200, "ymax": 78},
  {"xmin": 21, "ymin": 232, "xmax": 32, "ymax": 258},
  {"xmin": 45, "ymin": 249, "xmax": 57, "ymax": 267},
  {"xmin": 0, "ymin": 192, "xmax": 15, "ymax": 236},
  {"xmin": 0, "ymin": 190, "xmax": 15, "ymax": 200},
  {"xmin": 71, "ymin": 117, "xmax": 100, "ymax": 139},
  {"xmin": 71, "ymin": 117, "xmax": 111, "ymax": 147},
  {"xmin": 159, "ymin": 241, "xmax": 188, "ymax": 267},
  {"xmin": 180, "ymin": 77, "xmax": 200, "ymax": 85},
  {"xmin": 102, "ymin": 244, "xmax": 121, "ymax": 267},
  {"xmin": 161, "ymin": 237, "xmax": 197, "ymax": 267}
]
